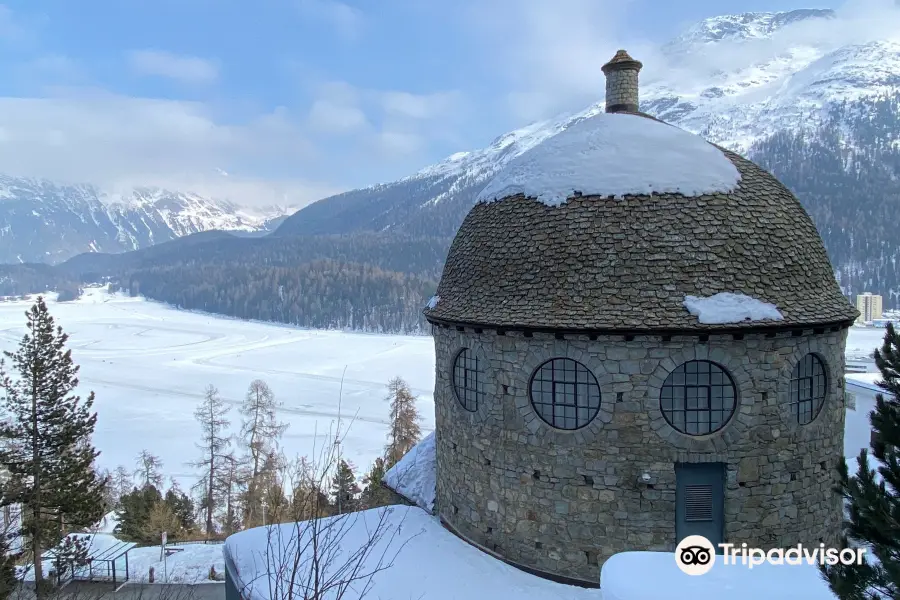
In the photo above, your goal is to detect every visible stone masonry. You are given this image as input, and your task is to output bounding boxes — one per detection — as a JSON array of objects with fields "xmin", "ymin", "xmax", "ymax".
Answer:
[
  {"xmin": 602, "ymin": 49, "xmax": 642, "ymax": 113},
  {"xmin": 433, "ymin": 325, "xmax": 848, "ymax": 583}
]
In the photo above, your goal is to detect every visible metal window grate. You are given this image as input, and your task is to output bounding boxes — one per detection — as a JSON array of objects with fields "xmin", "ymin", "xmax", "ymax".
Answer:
[
  {"xmin": 660, "ymin": 360, "xmax": 736, "ymax": 436},
  {"xmin": 789, "ymin": 354, "xmax": 827, "ymax": 425},
  {"xmin": 529, "ymin": 358, "xmax": 601, "ymax": 430},
  {"xmin": 452, "ymin": 348, "xmax": 483, "ymax": 412},
  {"xmin": 684, "ymin": 484, "xmax": 713, "ymax": 522}
]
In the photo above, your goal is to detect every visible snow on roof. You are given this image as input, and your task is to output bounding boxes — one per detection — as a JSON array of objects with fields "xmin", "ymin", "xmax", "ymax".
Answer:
[
  {"xmin": 383, "ymin": 432, "xmax": 436, "ymax": 512},
  {"xmin": 600, "ymin": 552, "xmax": 837, "ymax": 600},
  {"xmin": 683, "ymin": 292, "xmax": 784, "ymax": 325},
  {"xmin": 476, "ymin": 113, "xmax": 741, "ymax": 206},
  {"xmin": 225, "ymin": 505, "xmax": 599, "ymax": 600},
  {"xmin": 425, "ymin": 295, "xmax": 440, "ymax": 310}
]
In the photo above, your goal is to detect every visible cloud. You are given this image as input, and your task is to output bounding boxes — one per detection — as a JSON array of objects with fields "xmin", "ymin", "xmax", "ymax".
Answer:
[
  {"xmin": 462, "ymin": 0, "xmax": 900, "ymax": 123},
  {"xmin": 304, "ymin": 80, "xmax": 465, "ymax": 155},
  {"xmin": 128, "ymin": 50, "xmax": 219, "ymax": 85},
  {"xmin": 0, "ymin": 89, "xmax": 335, "ymax": 208},
  {"xmin": 296, "ymin": 0, "xmax": 364, "ymax": 41},
  {"xmin": 379, "ymin": 91, "xmax": 463, "ymax": 120},
  {"xmin": 461, "ymin": 0, "xmax": 641, "ymax": 122},
  {"xmin": 306, "ymin": 81, "xmax": 368, "ymax": 133}
]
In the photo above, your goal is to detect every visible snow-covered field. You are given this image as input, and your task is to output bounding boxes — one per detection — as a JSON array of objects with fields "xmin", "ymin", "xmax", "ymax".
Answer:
[{"xmin": 0, "ymin": 288, "xmax": 435, "ymax": 486}]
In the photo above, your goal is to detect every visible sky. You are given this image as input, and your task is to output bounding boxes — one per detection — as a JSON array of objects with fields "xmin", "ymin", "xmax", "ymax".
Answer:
[{"xmin": 0, "ymin": 0, "xmax": 867, "ymax": 209}]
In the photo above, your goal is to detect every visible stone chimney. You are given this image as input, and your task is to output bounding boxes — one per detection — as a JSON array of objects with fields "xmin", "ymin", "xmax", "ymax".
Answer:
[{"xmin": 601, "ymin": 50, "xmax": 643, "ymax": 114}]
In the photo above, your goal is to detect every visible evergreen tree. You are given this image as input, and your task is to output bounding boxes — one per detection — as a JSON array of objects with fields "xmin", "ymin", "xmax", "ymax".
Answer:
[
  {"xmin": 116, "ymin": 485, "xmax": 162, "ymax": 542},
  {"xmin": 384, "ymin": 377, "xmax": 421, "ymax": 467},
  {"xmin": 0, "ymin": 297, "xmax": 106, "ymax": 595},
  {"xmin": 134, "ymin": 450, "xmax": 164, "ymax": 489},
  {"xmin": 141, "ymin": 500, "xmax": 182, "ymax": 544},
  {"xmin": 191, "ymin": 384, "xmax": 231, "ymax": 535},
  {"xmin": 330, "ymin": 460, "xmax": 361, "ymax": 514},
  {"xmin": 360, "ymin": 457, "xmax": 393, "ymax": 509},
  {"xmin": 823, "ymin": 323, "xmax": 900, "ymax": 599},
  {"xmin": 164, "ymin": 486, "xmax": 195, "ymax": 533}
]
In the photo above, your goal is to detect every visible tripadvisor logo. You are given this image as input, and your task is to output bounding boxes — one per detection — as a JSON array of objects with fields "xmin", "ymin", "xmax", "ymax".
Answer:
[{"xmin": 675, "ymin": 536, "xmax": 866, "ymax": 576}]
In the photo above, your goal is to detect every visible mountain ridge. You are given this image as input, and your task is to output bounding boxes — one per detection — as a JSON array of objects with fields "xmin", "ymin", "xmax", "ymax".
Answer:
[{"xmin": 0, "ymin": 174, "xmax": 293, "ymax": 264}]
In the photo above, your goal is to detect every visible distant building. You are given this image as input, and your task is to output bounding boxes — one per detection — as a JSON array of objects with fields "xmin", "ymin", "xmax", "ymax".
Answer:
[{"xmin": 856, "ymin": 292, "xmax": 883, "ymax": 323}]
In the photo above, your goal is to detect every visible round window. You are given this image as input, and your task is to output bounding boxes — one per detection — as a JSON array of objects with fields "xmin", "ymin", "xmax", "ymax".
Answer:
[
  {"xmin": 528, "ymin": 358, "xmax": 601, "ymax": 430},
  {"xmin": 660, "ymin": 360, "xmax": 737, "ymax": 435}
]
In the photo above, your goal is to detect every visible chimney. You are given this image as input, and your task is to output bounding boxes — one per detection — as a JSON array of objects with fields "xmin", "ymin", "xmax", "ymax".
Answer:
[{"xmin": 601, "ymin": 50, "xmax": 643, "ymax": 114}]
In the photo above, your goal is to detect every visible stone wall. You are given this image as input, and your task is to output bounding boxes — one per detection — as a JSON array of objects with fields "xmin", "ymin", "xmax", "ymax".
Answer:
[
  {"xmin": 433, "ymin": 325, "xmax": 848, "ymax": 583},
  {"xmin": 604, "ymin": 67, "xmax": 639, "ymax": 112}
]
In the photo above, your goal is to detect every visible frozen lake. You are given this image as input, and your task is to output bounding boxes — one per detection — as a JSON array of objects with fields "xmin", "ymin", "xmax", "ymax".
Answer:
[
  {"xmin": 0, "ymin": 288, "xmax": 885, "ymax": 487},
  {"xmin": 0, "ymin": 288, "xmax": 435, "ymax": 486}
]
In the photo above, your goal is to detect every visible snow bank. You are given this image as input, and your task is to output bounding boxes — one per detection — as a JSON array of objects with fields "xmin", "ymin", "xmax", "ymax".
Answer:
[
  {"xmin": 226, "ymin": 505, "xmax": 598, "ymax": 600},
  {"xmin": 683, "ymin": 292, "xmax": 784, "ymax": 324},
  {"xmin": 600, "ymin": 552, "xmax": 836, "ymax": 600},
  {"xmin": 92, "ymin": 510, "xmax": 120, "ymax": 534},
  {"xmin": 476, "ymin": 113, "xmax": 741, "ymax": 206},
  {"xmin": 383, "ymin": 432, "xmax": 436, "ymax": 512},
  {"xmin": 126, "ymin": 543, "xmax": 225, "ymax": 584}
]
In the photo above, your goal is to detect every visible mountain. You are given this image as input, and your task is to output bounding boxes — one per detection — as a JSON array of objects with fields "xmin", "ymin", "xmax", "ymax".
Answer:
[
  {"xmin": 3, "ymin": 8, "xmax": 899, "ymax": 331},
  {"xmin": 0, "ymin": 174, "xmax": 292, "ymax": 264},
  {"xmin": 274, "ymin": 8, "xmax": 900, "ymax": 307}
]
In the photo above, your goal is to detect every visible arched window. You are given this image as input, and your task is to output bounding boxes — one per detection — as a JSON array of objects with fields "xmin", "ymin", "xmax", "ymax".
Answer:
[
  {"xmin": 529, "ymin": 358, "xmax": 601, "ymax": 430},
  {"xmin": 452, "ymin": 348, "xmax": 483, "ymax": 412},
  {"xmin": 790, "ymin": 354, "xmax": 827, "ymax": 425},
  {"xmin": 660, "ymin": 360, "xmax": 736, "ymax": 435}
]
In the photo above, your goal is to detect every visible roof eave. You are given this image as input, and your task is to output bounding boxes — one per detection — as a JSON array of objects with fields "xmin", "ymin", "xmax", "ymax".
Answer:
[{"xmin": 423, "ymin": 313, "xmax": 856, "ymax": 337}]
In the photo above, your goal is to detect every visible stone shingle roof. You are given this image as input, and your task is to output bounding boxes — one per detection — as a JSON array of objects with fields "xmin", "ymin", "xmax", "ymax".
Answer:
[{"xmin": 425, "ymin": 134, "xmax": 858, "ymax": 332}]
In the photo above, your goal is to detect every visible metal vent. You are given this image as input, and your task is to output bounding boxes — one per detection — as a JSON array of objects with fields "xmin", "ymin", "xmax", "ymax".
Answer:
[{"xmin": 685, "ymin": 484, "xmax": 713, "ymax": 522}]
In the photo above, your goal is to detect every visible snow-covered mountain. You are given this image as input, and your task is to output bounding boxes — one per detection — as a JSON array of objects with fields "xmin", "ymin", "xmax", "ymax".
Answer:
[
  {"xmin": 278, "ymin": 7, "xmax": 898, "ymax": 237},
  {"xmin": 0, "ymin": 175, "xmax": 292, "ymax": 264},
  {"xmin": 274, "ymin": 8, "xmax": 900, "ymax": 303}
]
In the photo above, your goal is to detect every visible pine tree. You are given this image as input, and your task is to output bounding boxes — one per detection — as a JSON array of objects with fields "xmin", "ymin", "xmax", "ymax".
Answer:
[
  {"xmin": 134, "ymin": 450, "xmax": 164, "ymax": 489},
  {"xmin": 0, "ymin": 297, "xmax": 107, "ymax": 595},
  {"xmin": 191, "ymin": 384, "xmax": 231, "ymax": 536},
  {"xmin": 116, "ymin": 485, "xmax": 162, "ymax": 542},
  {"xmin": 330, "ymin": 460, "xmax": 361, "ymax": 514},
  {"xmin": 360, "ymin": 457, "xmax": 393, "ymax": 509},
  {"xmin": 141, "ymin": 500, "xmax": 182, "ymax": 544},
  {"xmin": 823, "ymin": 323, "xmax": 900, "ymax": 599},
  {"xmin": 384, "ymin": 377, "xmax": 421, "ymax": 467},
  {"xmin": 164, "ymin": 486, "xmax": 195, "ymax": 534}
]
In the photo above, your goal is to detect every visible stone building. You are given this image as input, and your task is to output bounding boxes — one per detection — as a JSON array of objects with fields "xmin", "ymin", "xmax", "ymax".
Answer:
[{"xmin": 422, "ymin": 50, "xmax": 859, "ymax": 584}]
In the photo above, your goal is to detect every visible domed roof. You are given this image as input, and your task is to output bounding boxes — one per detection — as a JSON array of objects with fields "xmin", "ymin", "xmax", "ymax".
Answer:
[{"xmin": 424, "ymin": 109, "xmax": 857, "ymax": 332}]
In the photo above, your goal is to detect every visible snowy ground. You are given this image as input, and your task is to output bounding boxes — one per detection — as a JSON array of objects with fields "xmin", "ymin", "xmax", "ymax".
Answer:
[
  {"xmin": 19, "ymin": 532, "xmax": 225, "ymax": 585},
  {"xmin": 0, "ymin": 288, "xmax": 435, "ymax": 488},
  {"xmin": 226, "ymin": 505, "xmax": 599, "ymax": 600}
]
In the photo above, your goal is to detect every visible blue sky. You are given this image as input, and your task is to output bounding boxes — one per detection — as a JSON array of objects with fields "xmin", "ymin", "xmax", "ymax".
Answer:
[{"xmin": 0, "ymin": 0, "xmax": 832, "ymax": 207}]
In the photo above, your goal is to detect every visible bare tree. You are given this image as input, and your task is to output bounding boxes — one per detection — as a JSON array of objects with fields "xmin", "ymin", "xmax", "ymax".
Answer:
[
  {"xmin": 384, "ymin": 377, "xmax": 421, "ymax": 467},
  {"xmin": 133, "ymin": 450, "xmax": 163, "ymax": 490},
  {"xmin": 240, "ymin": 379, "xmax": 287, "ymax": 524},
  {"xmin": 190, "ymin": 384, "xmax": 230, "ymax": 536},
  {"xmin": 216, "ymin": 453, "xmax": 244, "ymax": 536},
  {"xmin": 111, "ymin": 466, "xmax": 133, "ymax": 507},
  {"xmin": 236, "ymin": 423, "xmax": 416, "ymax": 600}
]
